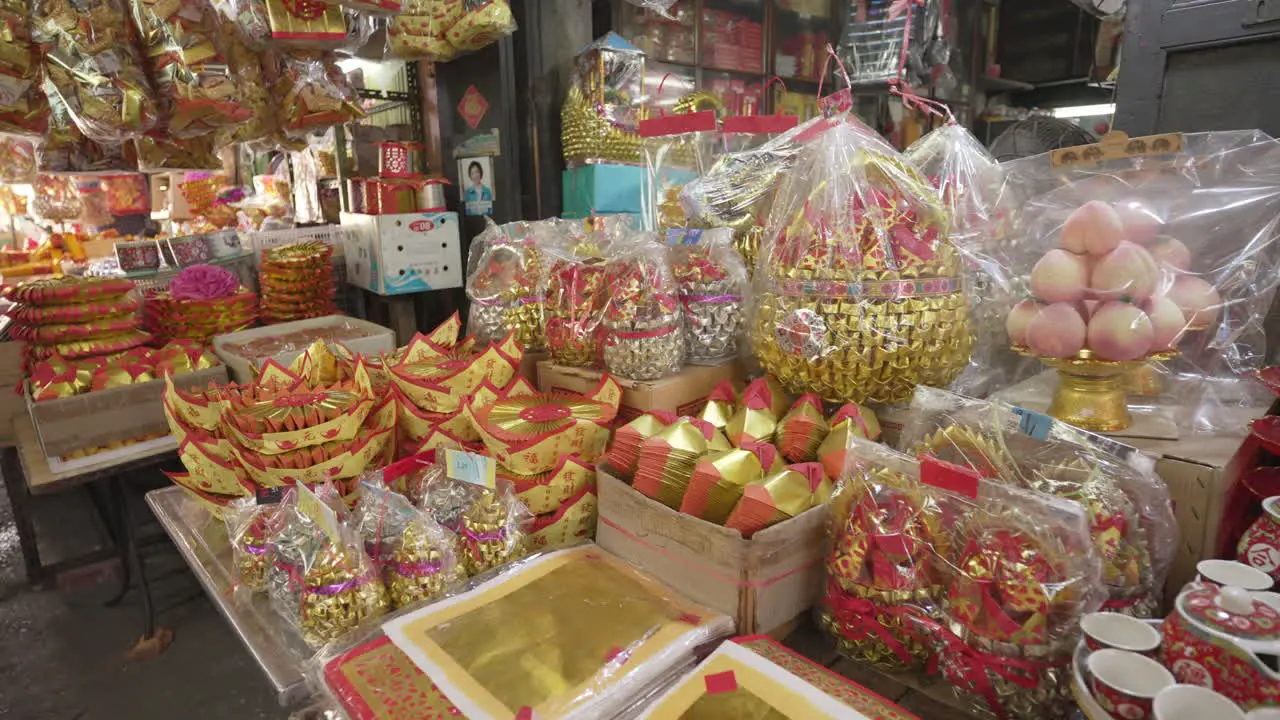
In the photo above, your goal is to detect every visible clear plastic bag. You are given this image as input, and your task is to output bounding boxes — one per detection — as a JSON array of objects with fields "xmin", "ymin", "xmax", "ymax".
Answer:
[
  {"xmin": 602, "ymin": 234, "xmax": 684, "ymax": 380},
  {"xmin": 355, "ymin": 482, "xmax": 462, "ymax": 609},
  {"xmin": 905, "ymin": 121, "xmax": 1017, "ymax": 398},
  {"xmin": 224, "ymin": 496, "xmax": 286, "ymax": 593},
  {"xmin": 543, "ymin": 236, "xmax": 612, "ymax": 368},
  {"xmin": 748, "ymin": 112, "xmax": 970, "ymax": 405},
  {"xmin": 0, "ymin": 0, "xmax": 50, "ymax": 137},
  {"xmin": 561, "ymin": 31, "xmax": 646, "ymax": 166},
  {"xmin": 640, "ymin": 104, "xmax": 720, "ymax": 230},
  {"xmin": 130, "ymin": 0, "xmax": 252, "ymax": 139},
  {"xmin": 416, "ymin": 471, "xmax": 532, "ymax": 578},
  {"xmin": 385, "ymin": 0, "xmax": 514, "ymax": 61},
  {"xmin": 621, "ymin": 0, "xmax": 677, "ymax": 13},
  {"xmin": 993, "ymin": 131, "xmax": 1280, "ymax": 434},
  {"xmin": 464, "ymin": 217, "xmax": 571, "ymax": 349},
  {"xmin": 215, "ymin": 25, "xmax": 274, "ymax": 148},
  {"xmin": 896, "ymin": 386, "xmax": 1177, "ymax": 618},
  {"xmin": 0, "ymin": 135, "xmax": 40, "ymax": 184},
  {"xmin": 33, "ymin": 0, "xmax": 160, "ymax": 142},
  {"xmin": 38, "ymin": 84, "xmax": 134, "ymax": 173},
  {"xmin": 820, "ymin": 437, "xmax": 1102, "ymax": 720},
  {"xmin": 267, "ymin": 51, "xmax": 363, "ymax": 139},
  {"xmin": 669, "ymin": 227, "xmax": 748, "ymax": 364},
  {"xmin": 679, "ymin": 114, "xmax": 828, "ymax": 274}
]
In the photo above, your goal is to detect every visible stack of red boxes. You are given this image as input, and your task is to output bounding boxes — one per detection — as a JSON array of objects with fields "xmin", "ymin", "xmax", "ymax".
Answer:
[{"xmin": 701, "ymin": 10, "xmax": 763, "ymax": 73}]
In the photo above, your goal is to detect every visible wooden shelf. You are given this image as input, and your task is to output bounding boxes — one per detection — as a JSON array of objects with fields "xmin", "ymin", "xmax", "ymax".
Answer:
[{"xmin": 979, "ymin": 74, "xmax": 1034, "ymax": 92}]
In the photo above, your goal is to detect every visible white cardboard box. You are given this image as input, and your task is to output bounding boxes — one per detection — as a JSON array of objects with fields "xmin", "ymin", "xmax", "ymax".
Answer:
[
  {"xmin": 213, "ymin": 315, "xmax": 396, "ymax": 383},
  {"xmin": 340, "ymin": 211, "xmax": 463, "ymax": 295}
]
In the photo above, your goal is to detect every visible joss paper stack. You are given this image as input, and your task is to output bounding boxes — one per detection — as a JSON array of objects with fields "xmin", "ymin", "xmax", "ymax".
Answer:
[
  {"xmin": 602, "ymin": 410, "xmax": 677, "ymax": 477},
  {"xmin": 818, "ymin": 402, "xmax": 881, "ymax": 480},
  {"xmin": 776, "ymin": 393, "xmax": 829, "ymax": 463},
  {"xmin": 726, "ymin": 377, "xmax": 778, "ymax": 447},
  {"xmin": 4, "ymin": 277, "xmax": 147, "ymax": 369},
  {"xmin": 679, "ymin": 441, "xmax": 779, "ymax": 525},
  {"xmin": 258, "ymin": 241, "xmax": 336, "ymax": 323},
  {"xmin": 632, "ymin": 417, "xmax": 726, "ymax": 510},
  {"xmin": 724, "ymin": 462, "xmax": 832, "ymax": 538}
]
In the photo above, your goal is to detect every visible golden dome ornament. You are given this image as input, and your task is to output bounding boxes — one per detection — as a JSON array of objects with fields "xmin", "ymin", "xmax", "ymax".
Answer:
[
  {"xmin": 561, "ymin": 32, "xmax": 646, "ymax": 166},
  {"xmin": 749, "ymin": 116, "xmax": 972, "ymax": 405}
]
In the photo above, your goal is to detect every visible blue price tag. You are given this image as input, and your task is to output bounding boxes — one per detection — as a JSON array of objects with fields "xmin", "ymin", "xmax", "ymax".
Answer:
[
  {"xmin": 664, "ymin": 228, "xmax": 703, "ymax": 246},
  {"xmin": 1012, "ymin": 406, "xmax": 1052, "ymax": 440},
  {"xmin": 445, "ymin": 449, "xmax": 496, "ymax": 488}
]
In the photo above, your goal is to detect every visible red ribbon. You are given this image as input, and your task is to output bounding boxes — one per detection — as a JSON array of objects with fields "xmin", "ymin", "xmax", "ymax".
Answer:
[
  {"xmin": 825, "ymin": 580, "xmax": 928, "ymax": 666},
  {"xmin": 923, "ymin": 621, "xmax": 1055, "ymax": 720}
]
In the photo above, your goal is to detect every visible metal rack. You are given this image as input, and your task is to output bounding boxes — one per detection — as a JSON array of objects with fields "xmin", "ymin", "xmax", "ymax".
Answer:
[{"xmin": 334, "ymin": 61, "xmax": 426, "ymax": 214}]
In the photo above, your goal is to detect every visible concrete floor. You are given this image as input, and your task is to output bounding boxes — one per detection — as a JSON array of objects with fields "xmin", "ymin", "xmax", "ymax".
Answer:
[{"xmin": 0, "ymin": 473, "xmax": 282, "ymax": 720}]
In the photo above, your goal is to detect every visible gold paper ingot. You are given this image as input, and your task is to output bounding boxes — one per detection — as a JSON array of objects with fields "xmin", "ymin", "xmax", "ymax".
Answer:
[
  {"xmin": 502, "ymin": 455, "xmax": 596, "ymax": 515},
  {"xmin": 528, "ymin": 489, "xmax": 597, "ymax": 550},
  {"xmin": 680, "ymin": 448, "xmax": 765, "ymax": 524},
  {"xmin": 560, "ymin": 85, "xmax": 642, "ymax": 165},
  {"xmin": 390, "ymin": 344, "xmax": 519, "ymax": 413},
  {"xmin": 466, "ymin": 376, "xmax": 620, "ymax": 473},
  {"xmin": 236, "ymin": 426, "xmax": 395, "ymax": 487},
  {"xmin": 266, "ymin": 0, "xmax": 346, "ymax": 42},
  {"xmin": 223, "ymin": 397, "xmax": 374, "ymax": 455},
  {"xmin": 396, "ymin": 390, "xmax": 480, "ymax": 443},
  {"xmin": 299, "ymin": 543, "xmax": 388, "ymax": 647}
]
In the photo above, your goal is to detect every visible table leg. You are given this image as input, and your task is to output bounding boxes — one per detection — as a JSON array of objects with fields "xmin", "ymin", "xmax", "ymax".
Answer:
[
  {"xmin": 106, "ymin": 476, "xmax": 156, "ymax": 639},
  {"xmin": 103, "ymin": 476, "xmax": 131, "ymax": 607},
  {"xmin": 1, "ymin": 446, "xmax": 44, "ymax": 586}
]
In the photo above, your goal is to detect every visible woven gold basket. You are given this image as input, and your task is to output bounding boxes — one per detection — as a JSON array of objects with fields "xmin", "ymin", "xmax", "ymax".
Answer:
[{"xmin": 752, "ymin": 242, "xmax": 972, "ymax": 404}]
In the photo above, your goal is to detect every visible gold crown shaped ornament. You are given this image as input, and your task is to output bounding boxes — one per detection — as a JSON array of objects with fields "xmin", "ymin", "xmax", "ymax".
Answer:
[
  {"xmin": 750, "ymin": 118, "xmax": 971, "ymax": 405},
  {"xmin": 913, "ymin": 422, "xmax": 1157, "ymax": 617},
  {"xmin": 466, "ymin": 375, "xmax": 621, "ymax": 474}
]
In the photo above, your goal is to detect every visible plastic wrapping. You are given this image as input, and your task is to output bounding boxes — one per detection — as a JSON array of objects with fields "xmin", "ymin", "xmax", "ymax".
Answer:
[
  {"xmin": 543, "ymin": 237, "xmax": 611, "ymax": 368},
  {"xmin": 668, "ymin": 227, "xmax": 748, "ymax": 364},
  {"xmin": 897, "ymin": 386, "xmax": 1177, "ymax": 618},
  {"xmin": 0, "ymin": 0, "xmax": 50, "ymax": 136},
  {"xmin": 836, "ymin": 0, "xmax": 941, "ymax": 87},
  {"xmin": 386, "ymin": 0, "xmax": 515, "ymax": 61},
  {"xmin": 34, "ymin": 0, "xmax": 160, "ymax": 142},
  {"xmin": 904, "ymin": 122, "xmax": 1015, "ymax": 398},
  {"xmin": 224, "ymin": 496, "xmax": 285, "ymax": 592},
  {"xmin": 621, "ymin": 0, "xmax": 677, "ymax": 12},
  {"xmin": 267, "ymin": 483, "xmax": 389, "ymax": 647},
  {"xmin": 416, "ymin": 471, "xmax": 532, "ymax": 577},
  {"xmin": 679, "ymin": 115, "xmax": 824, "ymax": 273},
  {"xmin": 464, "ymin": 218, "xmax": 570, "ymax": 349},
  {"xmin": 355, "ymin": 482, "xmax": 462, "ymax": 609},
  {"xmin": 379, "ymin": 544, "xmax": 736, "ymax": 720},
  {"xmin": 819, "ymin": 437, "xmax": 1103, "ymax": 720},
  {"xmin": 560, "ymin": 31, "xmax": 645, "ymax": 166},
  {"xmin": 640, "ymin": 104, "xmax": 719, "ymax": 231},
  {"xmin": 215, "ymin": 25, "xmax": 274, "ymax": 147},
  {"xmin": 748, "ymin": 112, "xmax": 971, "ymax": 405},
  {"xmin": 602, "ymin": 235, "xmax": 683, "ymax": 380},
  {"xmin": 130, "ymin": 0, "xmax": 252, "ymax": 139},
  {"xmin": 992, "ymin": 131, "xmax": 1280, "ymax": 435},
  {"xmin": 0, "ymin": 136, "xmax": 39, "ymax": 184},
  {"xmin": 262, "ymin": 51, "xmax": 362, "ymax": 139}
]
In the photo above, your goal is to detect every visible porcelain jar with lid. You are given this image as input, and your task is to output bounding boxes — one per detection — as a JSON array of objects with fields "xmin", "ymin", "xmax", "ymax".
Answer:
[
  {"xmin": 1161, "ymin": 584, "xmax": 1280, "ymax": 709},
  {"xmin": 1240, "ymin": 496, "xmax": 1280, "ymax": 581}
]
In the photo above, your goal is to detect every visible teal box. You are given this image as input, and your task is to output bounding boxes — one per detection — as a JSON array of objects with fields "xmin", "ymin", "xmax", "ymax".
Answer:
[{"xmin": 562, "ymin": 164, "xmax": 645, "ymax": 219}]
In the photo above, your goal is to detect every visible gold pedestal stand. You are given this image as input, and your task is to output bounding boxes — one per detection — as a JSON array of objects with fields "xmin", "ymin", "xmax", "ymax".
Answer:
[{"xmin": 1016, "ymin": 348, "xmax": 1175, "ymax": 433}]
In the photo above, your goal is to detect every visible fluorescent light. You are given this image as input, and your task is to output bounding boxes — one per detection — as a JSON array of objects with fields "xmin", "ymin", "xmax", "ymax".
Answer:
[{"xmin": 1052, "ymin": 103, "xmax": 1115, "ymax": 118}]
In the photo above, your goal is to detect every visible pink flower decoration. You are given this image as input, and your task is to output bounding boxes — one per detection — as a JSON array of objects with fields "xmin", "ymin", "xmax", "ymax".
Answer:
[{"xmin": 169, "ymin": 264, "xmax": 241, "ymax": 301}]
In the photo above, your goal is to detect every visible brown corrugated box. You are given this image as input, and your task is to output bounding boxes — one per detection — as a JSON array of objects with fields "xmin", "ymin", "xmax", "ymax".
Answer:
[
  {"xmin": 0, "ymin": 341, "xmax": 25, "ymax": 446},
  {"xmin": 537, "ymin": 360, "xmax": 744, "ymax": 424},
  {"xmin": 27, "ymin": 365, "xmax": 228, "ymax": 458},
  {"xmin": 595, "ymin": 469, "xmax": 827, "ymax": 635}
]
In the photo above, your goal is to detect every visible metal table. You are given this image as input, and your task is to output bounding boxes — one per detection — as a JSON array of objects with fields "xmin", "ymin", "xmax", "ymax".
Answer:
[{"xmin": 146, "ymin": 485, "xmax": 314, "ymax": 707}]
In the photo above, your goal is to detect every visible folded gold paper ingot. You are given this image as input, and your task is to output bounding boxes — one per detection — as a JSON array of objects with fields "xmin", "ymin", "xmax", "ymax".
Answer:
[
  {"xmin": 679, "ymin": 442, "xmax": 776, "ymax": 524},
  {"xmin": 632, "ymin": 418, "xmax": 716, "ymax": 510},
  {"xmin": 818, "ymin": 402, "xmax": 881, "ymax": 480},
  {"xmin": 390, "ymin": 343, "xmax": 520, "ymax": 414},
  {"xmin": 466, "ymin": 375, "xmax": 621, "ymax": 474},
  {"xmin": 223, "ymin": 395, "xmax": 374, "ymax": 455},
  {"xmin": 777, "ymin": 394, "xmax": 830, "ymax": 463},
  {"xmin": 602, "ymin": 410, "xmax": 677, "ymax": 477},
  {"xmin": 561, "ymin": 84, "xmax": 642, "ymax": 166},
  {"xmin": 725, "ymin": 462, "xmax": 832, "ymax": 538},
  {"xmin": 528, "ymin": 488, "xmax": 597, "ymax": 551},
  {"xmin": 698, "ymin": 379, "xmax": 737, "ymax": 430},
  {"xmin": 726, "ymin": 377, "xmax": 778, "ymax": 447},
  {"xmin": 395, "ymin": 387, "xmax": 481, "ymax": 443},
  {"xmin": 299, "ymin": 541, "xmax": 388, "ymax": 647},
  {"xmin": 501, "ymin": 454, "xmax": 595, "ymax": 515}
]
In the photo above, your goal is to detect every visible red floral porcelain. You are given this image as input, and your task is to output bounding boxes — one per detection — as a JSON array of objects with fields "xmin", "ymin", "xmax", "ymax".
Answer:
[
  {"xmin": 1251, "ymin": 417, "xmax": 1280, "ymax": 457},
  {"xmin": 1240, "ymin": 497, "xmax": 1280, "ymax": 582},
  {"xmin": 1257, "ymin": 367, "xmax": 1280, "ymax": 398},
  {"xmin": 1160, "ymin": 584, "xmax": 1280, "ymax": 709}
]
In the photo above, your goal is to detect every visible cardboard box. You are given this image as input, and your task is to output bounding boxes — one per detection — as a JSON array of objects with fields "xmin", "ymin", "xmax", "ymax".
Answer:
[
  {"xmin": 27, "ymin": 365, "xmax": 228, "ymax": 458},
  {"xmin": 537, "ymin": 360, "xmax": 744, "ymax": 424},
  {"xmin": 0, "ymin": 341, "xmax": 26, "ymax": 446},
  {"xmin": 340, "ymin": 211, "xmax": 463, "ymax": 295},
  {"xmin": 519, "ymin": 350, "xmax": 548, "ymax": 384},
  {"xmin": 596, "ymin": 470, "xmax": 827, "ymax": 635},
  {"xmin": 213, "ymin": 315, "xmax": 396, "ymax": 384}
]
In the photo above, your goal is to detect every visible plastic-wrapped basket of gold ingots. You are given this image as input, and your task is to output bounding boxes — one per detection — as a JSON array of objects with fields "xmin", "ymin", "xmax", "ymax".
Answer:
[{"xmin": 749, "ymin": 115, "xmax": 972, "ymax": 404}]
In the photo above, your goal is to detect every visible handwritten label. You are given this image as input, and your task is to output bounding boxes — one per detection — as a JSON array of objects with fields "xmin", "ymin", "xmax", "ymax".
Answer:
[
  {"xmin": 1011, "ymin": 406, "xmax": 1052, "ymax": 440},
  {"xmin": 445, "ymin": 449, "xmax": 495, "ymax": 489},
  {"xmin": 297, "ymin": 483, "xmax": 341, "ymax": 541}
]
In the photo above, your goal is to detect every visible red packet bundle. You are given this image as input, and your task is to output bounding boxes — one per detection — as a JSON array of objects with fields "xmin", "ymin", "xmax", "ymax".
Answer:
[
  {"xmin": 29, "ymin": 357, "xmax": 85, "ymax": 400},
  {"xmin": 679, "ymin": 440, "xmax": 779, "ymax": 525},
  {"xmin": 697, "ymin": 379, "xmax": 736, "ymax": 430},
  {"xmin": 725, "ymin": 461, "xmax": 831, "ymax": 538},
  {"xmin": 4, "ymin": 276, "xmax": 136, "ymax": 305},
  {"xmin": 726, "ymin": 376, "xmax": 778, "ymax": 447},
  {"xmin": 10, "ymin": 313, "xmax": 141, "ymax": 344},
  {"xmin": 818, "ymin": 402, "xmax": 881, "ymax": 480},
  {"xmin": 776, "ymin": 393, "xmax": 829, "ymax": 463},
  {"xmin": 632, "ymin": 417, "xmax": 724, "ymax": 510},
  {"xmin": 603, "ymin": 410, "xmax": 678, "ymax": 477},
  {"xmin": 89, "ymin": 358, "xmax": 156, "ymax": 391}
]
